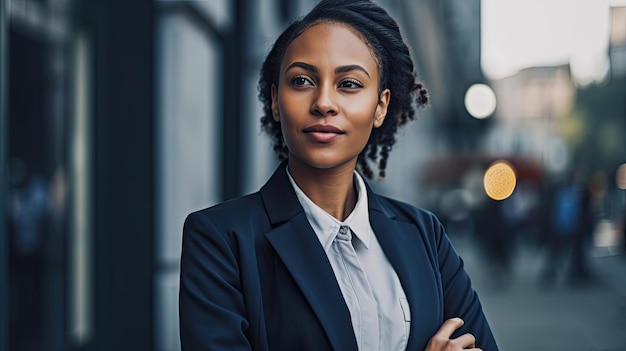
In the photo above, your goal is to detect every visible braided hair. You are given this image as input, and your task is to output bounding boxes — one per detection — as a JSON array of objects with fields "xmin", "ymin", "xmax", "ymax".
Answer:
[{"xmin": 258, "ymin": 0, "xmax": 428, "ymax": 179}]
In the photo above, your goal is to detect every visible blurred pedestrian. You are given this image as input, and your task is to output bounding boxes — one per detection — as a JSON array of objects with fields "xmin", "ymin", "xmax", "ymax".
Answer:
[
  {"xmin": 570, "ymin": 178, "xmax": 594, "ymax": 282},
  {"xmin": 540, "ymin": 171, "xmax": 594, "ymax": 286},
  {"xmin": 474, "ymin": 199, "xmax": 515, "ymax": 289},
  {"xmin": 8, "ymin": 166, "xmax": 50, "ymax": 349},
  {"xmin": 178, "ymin": 0, "xmax": 498, "ymax": 350}
]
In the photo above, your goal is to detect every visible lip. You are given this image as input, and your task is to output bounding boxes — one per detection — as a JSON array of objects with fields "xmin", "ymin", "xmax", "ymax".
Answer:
[
  {"xmin": 303, "ymin": 125, "xmax": 344, "ymax": 133},
  {"xmin": 303, "ymin": 124, "xmax": 345, "ymax": 143}
]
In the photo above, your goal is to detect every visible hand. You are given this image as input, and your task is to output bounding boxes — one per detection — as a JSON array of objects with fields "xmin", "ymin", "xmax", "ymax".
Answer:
[{"xmin": 425, "ymin": 317, "xmax": 481, "ymax": 351}]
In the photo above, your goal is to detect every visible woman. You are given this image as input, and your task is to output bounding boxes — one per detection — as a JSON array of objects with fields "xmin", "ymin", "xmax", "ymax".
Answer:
[{"xmin": 179, "ymin": 0, "xmax": 498, "ymax": 350}]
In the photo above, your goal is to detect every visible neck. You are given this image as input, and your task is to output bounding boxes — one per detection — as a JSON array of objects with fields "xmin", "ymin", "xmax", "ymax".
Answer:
[{"xmin": 288, "ymin": 158, "xmax": 358, "ymax": 221}]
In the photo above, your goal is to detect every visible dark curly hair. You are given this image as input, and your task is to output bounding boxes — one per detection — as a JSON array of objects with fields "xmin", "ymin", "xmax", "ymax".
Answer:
[{"xmin": 258, "ymin": 0, "xmax": 428, "ymax": 179}]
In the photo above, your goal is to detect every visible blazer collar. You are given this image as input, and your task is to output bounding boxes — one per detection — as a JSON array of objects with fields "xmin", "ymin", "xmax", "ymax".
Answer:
[
  {"xmin": 260, "ymin": 161, "xmax": 424, "ymax": 350},
  {"xmin": 259, "ymin": 160, "xmax": 396, "ymax": 224},
  {"xmin": 259, "ymin": 160, "xmax": 302, "ymax": 225},
  {"xmin": 260, "ymin": 161, "xmax": 357, "ymax": 351}
]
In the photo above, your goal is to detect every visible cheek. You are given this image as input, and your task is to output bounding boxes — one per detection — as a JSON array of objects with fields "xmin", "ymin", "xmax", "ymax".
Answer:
[
  {"xmin": 276, "ymin": 103, "xmax": 301, "ymax": 146},
  {"xmin": 342, "ymin": 98, "xmax": 379, "ymax": 129},
  {"xmin": 277, "ymin": 89, "xmax": 305, "ymax": 120}
]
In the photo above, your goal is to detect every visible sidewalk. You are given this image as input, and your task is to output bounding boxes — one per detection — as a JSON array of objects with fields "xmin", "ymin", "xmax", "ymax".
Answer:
[{"xmin": 452, "ymin": 234, "xmax": 626, "ymax": 351}]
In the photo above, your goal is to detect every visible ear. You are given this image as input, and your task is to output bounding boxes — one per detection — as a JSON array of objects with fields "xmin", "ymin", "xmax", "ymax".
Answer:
[
  {"xmin": 373, "ymin": 89, "xmax": 390, "ymax": 128},
  {"xmin": 271, "ymin": 85, "xmax": 280, "ymax": 122}
]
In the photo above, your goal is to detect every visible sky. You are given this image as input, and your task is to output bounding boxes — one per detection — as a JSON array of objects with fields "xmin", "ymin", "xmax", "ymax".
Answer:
[{"xmin": 482, "ymin": 0, "xmax": 626, "ymax": 84}]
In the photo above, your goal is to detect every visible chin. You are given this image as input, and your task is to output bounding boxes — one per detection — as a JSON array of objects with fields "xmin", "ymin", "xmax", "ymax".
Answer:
[{"xmin": 291, "ymin": 152, "xmax": 358, "ymax": 172}]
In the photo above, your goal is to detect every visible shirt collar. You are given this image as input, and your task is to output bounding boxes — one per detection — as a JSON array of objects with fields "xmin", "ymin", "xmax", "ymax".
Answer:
[
  {"xmin": 346, "ymin": 171, "xmax": 371, "ymax": 248},
  {"xmin": 286, "ymin": 167, "xmax": 371, "ymax": 252}
]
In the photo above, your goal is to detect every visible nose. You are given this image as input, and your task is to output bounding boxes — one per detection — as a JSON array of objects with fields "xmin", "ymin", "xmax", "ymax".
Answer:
[{"xmin": 310, "ymin": 84, "xmax": 338, "ymax": 117}]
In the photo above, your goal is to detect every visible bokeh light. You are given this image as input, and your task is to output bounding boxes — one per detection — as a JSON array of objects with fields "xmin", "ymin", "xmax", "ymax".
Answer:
[
  {"xmin": 464, "ymin": 83, "xmax": 497, "ymax": 119},
  {"xmin": 483, "ymin": 160, "xmax": 517, "ymax": 200},
  {"xmin": 616, "ymin": 163, "xmax": 626, "ymax": 190}
]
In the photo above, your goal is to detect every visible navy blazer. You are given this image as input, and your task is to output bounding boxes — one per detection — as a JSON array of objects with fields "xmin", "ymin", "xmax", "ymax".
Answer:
[{"xmin": 179, "ymin": 162, "xmax": 498, "ymax": 350}]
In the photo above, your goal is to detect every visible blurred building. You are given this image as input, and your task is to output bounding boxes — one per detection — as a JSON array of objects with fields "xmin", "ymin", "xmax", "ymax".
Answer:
[
  {"xmin": 0, "ymin": 0, "xmax": 481, "ymax": 350},
  {"xmin": 439, "ymin": 0, "xmax": 488, "ymax": 149},
  {"xmin": 486, "ymin": 64, "xmax": 576, "ymax": 175},
  {"xmin": 609, "ymin": 6, "xmax": 626, "ymax": 78},
  {"xmin": 371, "ymin": 0, "xmax": 487, "ymax": 207}
]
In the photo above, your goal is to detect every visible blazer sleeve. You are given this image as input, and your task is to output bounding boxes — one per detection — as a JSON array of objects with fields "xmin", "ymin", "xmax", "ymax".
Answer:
[
  {"xmin": 434, "ymin": 216, "xmax": 499, "ymax": 351},
  {"xmin": 179, "ymin": 211, "xmax": 252, "ymax": 351}
]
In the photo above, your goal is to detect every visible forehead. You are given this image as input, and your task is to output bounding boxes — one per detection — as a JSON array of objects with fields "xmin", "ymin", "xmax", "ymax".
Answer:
[{"xmin": 280, "ymin": 22, "xmax": 379, "ymax": 74}]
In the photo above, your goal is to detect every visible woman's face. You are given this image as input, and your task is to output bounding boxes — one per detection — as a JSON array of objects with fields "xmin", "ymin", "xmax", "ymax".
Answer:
[{"xmin": 272, "ymin": 22, "xmax": 390, "ymax": 173}]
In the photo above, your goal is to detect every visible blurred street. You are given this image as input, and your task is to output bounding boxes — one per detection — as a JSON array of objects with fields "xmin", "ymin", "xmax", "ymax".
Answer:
[
  {"xmin": 2, "ymin": 0, "xmax": 626, "ymax": 349},
  {"xmin": 452, "ymin": 233, "xmax": 626, "ymax": 351}
]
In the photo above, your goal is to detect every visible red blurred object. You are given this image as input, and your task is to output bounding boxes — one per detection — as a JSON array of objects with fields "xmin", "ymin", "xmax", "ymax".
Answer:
[{"xmin": 422, "ymin": 153, "xmax": 543, "ymax": 185}]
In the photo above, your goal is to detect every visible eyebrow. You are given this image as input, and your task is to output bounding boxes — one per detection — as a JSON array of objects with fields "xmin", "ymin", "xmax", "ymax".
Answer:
[
  {"xmin": 285, "ymin": 62, "xmax": 317, "ymax": 74},
  {"xmin": 285, "ymin": 62, "xmax": 371, "ymax": 78},
  {"xmin": 335, "ymin": 64, "xmax": 370, "ymax": 78}
]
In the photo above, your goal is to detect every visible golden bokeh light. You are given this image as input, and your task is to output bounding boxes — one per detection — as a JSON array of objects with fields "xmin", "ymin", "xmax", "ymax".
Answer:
[{"xmin": 483, "ymin": 161, "xmax": 517, "ymax": 200}]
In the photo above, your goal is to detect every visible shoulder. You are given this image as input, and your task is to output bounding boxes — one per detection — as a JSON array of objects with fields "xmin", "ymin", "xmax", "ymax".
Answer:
[
  {"xmin": 373, "ymin": 193, "xmax": 445, "ymax": 236},
  {"xmin": 184, "ymin": 191, "xmax": 267, "ymax": 232},
  {"xmin": 373, "ymin": 193, "xmax": 441, "ymax": 225}
]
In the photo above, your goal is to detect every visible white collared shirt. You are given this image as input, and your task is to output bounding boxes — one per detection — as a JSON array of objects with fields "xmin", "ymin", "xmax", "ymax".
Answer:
[{"xmin": 287, "ymin": 168, "xmax": 411, "ymax": 350}]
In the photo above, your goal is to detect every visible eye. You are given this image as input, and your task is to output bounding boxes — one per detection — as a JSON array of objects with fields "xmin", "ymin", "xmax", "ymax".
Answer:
[
  {"xmin": 291, "ymin": 76, "xmax": 313, "ymax": 87},
  {"xmin": 339, "ymin": 79, "xmax": 363, "ymax": 89}
]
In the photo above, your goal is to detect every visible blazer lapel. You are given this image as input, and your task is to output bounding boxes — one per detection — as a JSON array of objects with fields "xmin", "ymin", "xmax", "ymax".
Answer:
[
  {"xmin": 368, "ymin": 189, "xmax": 441, "ymax": 350},
  {"xmin": 261, "ymin": 162, "xmax": 357, "ymax": 351}
]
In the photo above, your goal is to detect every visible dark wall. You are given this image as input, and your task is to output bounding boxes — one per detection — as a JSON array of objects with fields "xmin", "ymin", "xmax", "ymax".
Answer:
[
  {"xmin": 0, "ymin": 0, "xmax": 9, "ymax": 349},
  {"xmin": 87, "ymin": 0, "xmax": 155, "ymax": 349}
]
